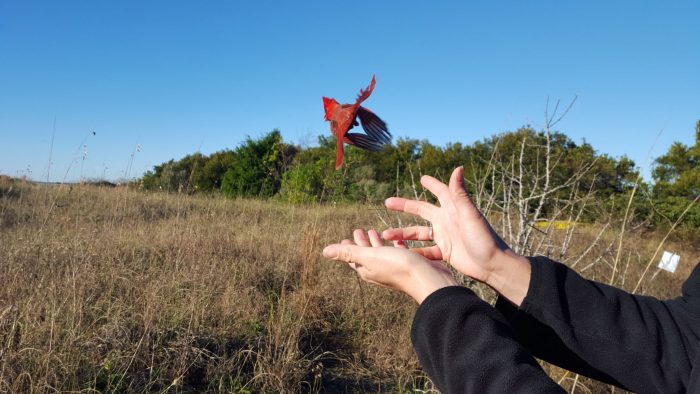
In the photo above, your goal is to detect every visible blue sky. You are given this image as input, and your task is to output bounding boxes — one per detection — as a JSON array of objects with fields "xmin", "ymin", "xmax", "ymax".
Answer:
[{"xmin": 1, "ymin": 1, "xmax": 698, "ymax": 182}]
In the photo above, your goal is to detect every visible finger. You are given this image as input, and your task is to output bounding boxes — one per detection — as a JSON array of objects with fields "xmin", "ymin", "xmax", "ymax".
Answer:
[
  {"xmin": 382, "ymin": 226, "xmax": 432, "ymax": 241},
  {"xmin": 353, "ymin": 229, "xmax": 371, "ymax": 247},
  {"xmin": 384, "ymin": 197, "xmax": 437, "ymax": 220},
  {"xmin": 347, "ymin": 234, "xmax": 365, "ymax": 269},
  {"xmin": 367, "ymin": 229, "xmax": 383, "ymax": 247},
  {"xmin": 411, "ymin": 245, "xmax": 443, "ymax": 261},
  {"xmin": 323, "ymin": 244, "xmax": 372, "ymax": 268},
  {"xmin": 337, "ymin": 239, "xmax": 357, "ymax": 269},
  {"xmin": 420, "ymin": 174, "xmax": 451, "ymax": 205}
]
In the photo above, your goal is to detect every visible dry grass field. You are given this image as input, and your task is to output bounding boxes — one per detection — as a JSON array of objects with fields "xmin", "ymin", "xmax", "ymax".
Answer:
[{"xmin": 1, "ymin": 177, "xmax": 698, "ymax": 393}]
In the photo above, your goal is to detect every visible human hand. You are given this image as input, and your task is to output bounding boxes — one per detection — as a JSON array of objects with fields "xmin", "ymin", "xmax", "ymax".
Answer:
[
  {"xmin": 322, "ymin": 228, "xmax": 458, "ymax": 304},
  {"xmin": 382, "ymin": 167, "xmax": 531, "ymax": 305}
]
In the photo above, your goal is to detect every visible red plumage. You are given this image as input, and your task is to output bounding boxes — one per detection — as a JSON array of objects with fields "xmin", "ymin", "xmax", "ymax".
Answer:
[{"xmin": 322, "ymin": 75, "xmax": 392, "ymax": 170}]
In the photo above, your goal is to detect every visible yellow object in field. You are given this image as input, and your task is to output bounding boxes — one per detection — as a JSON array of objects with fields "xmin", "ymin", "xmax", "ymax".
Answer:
[{"xmin": 533, "ymin": 220, "xmax": 576, "ymax": 230}]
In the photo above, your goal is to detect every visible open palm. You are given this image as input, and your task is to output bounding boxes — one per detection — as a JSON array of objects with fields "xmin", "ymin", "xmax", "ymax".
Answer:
[
  {"xmin": 383, "ymin": 167, "xmax": 513, "ymax": 285},
  {"xmin": 323, "ymin": 229, "xmax": 456, "ymax": 304}
]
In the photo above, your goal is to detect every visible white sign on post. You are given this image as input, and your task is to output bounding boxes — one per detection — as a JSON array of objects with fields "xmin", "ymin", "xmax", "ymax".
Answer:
[{"xmin": 658, "ymin": 251, "xmax": 680, "ymax": 273}]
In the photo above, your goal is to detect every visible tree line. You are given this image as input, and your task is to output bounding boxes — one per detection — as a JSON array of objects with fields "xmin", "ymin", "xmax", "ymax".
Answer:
[{"xmin": 140, "ymin": 121, "xmax": 700, "ymax": 229}]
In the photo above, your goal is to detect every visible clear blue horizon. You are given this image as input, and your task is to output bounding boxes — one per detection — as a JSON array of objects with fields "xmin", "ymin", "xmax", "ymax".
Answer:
[{"xmin": 1, "ymin": 1, "xmax": 698, "ymax": 183}]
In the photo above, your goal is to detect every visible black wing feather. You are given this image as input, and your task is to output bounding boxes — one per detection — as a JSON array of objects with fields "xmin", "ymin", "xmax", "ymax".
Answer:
[
  {"xmin": 346, "ymin": 133, "xmax": 384, "ymax": 152},
  {"xmin": 357, "ymin": 107, "xmax": 391, "ymax": 145}
]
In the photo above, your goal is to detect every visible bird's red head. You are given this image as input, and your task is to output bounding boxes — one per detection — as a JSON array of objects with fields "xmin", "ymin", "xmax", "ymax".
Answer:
[{"xmin": 322, "ymin": 97, "xmax": 338, "ymax": 120}]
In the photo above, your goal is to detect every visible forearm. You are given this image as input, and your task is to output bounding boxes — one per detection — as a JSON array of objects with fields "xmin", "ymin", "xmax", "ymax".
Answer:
[
  {"xmin": 412, "ymin": 286, "xmax": 564, "ymax": 393},
  {"xmin": 495, "ymin": 256, "xmax": 695, "ymax": 393}
]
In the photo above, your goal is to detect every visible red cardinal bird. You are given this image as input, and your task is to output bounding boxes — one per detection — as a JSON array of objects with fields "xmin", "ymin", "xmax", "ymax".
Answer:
[{"xmin": 322, "ymin": 75, "xmax": 391, "ymax": 170}]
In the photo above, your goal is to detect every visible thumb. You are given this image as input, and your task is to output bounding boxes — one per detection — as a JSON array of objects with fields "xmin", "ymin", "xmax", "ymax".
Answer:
[
  {"xmin": 449, "ymin": 166, "xmax": 481, "ymax": 217},
  {"xmin": 449, "ymin": 166, "xmax": 469, "ymax": 200}
]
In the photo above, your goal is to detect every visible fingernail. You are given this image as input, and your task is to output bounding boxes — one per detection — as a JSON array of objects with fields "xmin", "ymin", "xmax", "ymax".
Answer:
[{"xmin": 322, "ymin": 246, "xmax": 338, "ymax": 258}]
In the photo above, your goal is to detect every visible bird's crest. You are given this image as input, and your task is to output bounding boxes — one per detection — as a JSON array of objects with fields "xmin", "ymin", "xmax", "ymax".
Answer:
[{"xmin": 322, "ymin": 97, "xmax": 337, "ymax": 120}]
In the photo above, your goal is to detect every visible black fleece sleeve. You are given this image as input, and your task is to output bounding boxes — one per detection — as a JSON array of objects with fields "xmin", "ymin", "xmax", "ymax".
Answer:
[
  {"xmin": 495, "ymin": 257, "xmax": 700, "ymax": 393},
  {"xmin": 411, "ymin": 286, "xmax": 565, "ymax": 393}
]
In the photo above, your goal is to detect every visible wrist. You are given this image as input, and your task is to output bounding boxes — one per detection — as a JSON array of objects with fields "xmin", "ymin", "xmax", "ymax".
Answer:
[
  {"xmin": 410, "ymin": 265, "xmax": 459, "ymax": 304},
  {"xmin": 484, "ymin": 251, "xmax": 531, "ymax": 306}
]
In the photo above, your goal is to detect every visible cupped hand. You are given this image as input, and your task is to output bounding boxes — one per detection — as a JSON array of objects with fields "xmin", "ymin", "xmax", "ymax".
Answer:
[
  {"xmin": 382, "ymin": 167, "xmax": 531, "ymax": 305},
  {"xmin": 323, "ymin": 228, "xmax": 457, "ymax": 304}
]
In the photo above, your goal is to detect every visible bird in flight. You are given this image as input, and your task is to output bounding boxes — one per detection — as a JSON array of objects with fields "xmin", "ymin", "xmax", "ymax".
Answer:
[{"xmin": 322, "ymin": 75, "xmax": 391, "ymax": 170}]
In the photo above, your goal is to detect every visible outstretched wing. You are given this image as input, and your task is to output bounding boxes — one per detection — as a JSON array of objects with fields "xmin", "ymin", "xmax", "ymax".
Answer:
[
  {"xmin": 357, "ymin": 107, "xmax": 391, "ymax": 145},
  {"xmin": 345, "ymin": 133, "xmax": 384, "ymax": 152},
  {"xmin": 354, "ymin": 75, "xmax": 376, "ymax": 106}
]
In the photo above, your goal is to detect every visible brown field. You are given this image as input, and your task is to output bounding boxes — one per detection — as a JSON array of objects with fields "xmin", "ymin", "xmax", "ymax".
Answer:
[{"xmin": 1, "ymin": 178, "xmax": 698, "ymax": 393}]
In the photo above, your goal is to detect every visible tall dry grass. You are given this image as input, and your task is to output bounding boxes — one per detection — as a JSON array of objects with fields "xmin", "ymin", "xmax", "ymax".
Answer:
[
  {"xmin": 0, "ymin": 177, "xmax": 697, "ymax": 393},
  {"xmin": 0, "ymin": 179, "xmax": 429, "ymax": 393}
]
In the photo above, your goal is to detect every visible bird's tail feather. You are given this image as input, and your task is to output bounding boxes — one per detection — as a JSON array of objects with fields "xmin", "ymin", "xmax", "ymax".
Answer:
[{"xmin": 335, "ymin": 136, "xmax": 344, "ymax": 170}]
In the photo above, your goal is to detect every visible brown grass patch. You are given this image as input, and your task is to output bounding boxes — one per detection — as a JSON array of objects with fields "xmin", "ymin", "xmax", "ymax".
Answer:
[{"xmin": 0, "ymin": 182, "xmax": 696, "ymax": 392}]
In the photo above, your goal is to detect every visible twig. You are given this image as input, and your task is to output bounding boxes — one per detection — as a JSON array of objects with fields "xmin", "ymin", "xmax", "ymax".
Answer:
[{"xmin": 611, "ymin": 173, "xmax": 641, "ymax": 285}]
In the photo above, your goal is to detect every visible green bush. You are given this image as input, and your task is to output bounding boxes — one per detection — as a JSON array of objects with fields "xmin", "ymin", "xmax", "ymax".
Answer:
[
  {"xmin": 279, "ymin": 162, "xmax": 324, "ymax": 204},
  {"xmin": 652, "ymin": 196, "xmax": 700, "ymax": 228}
]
